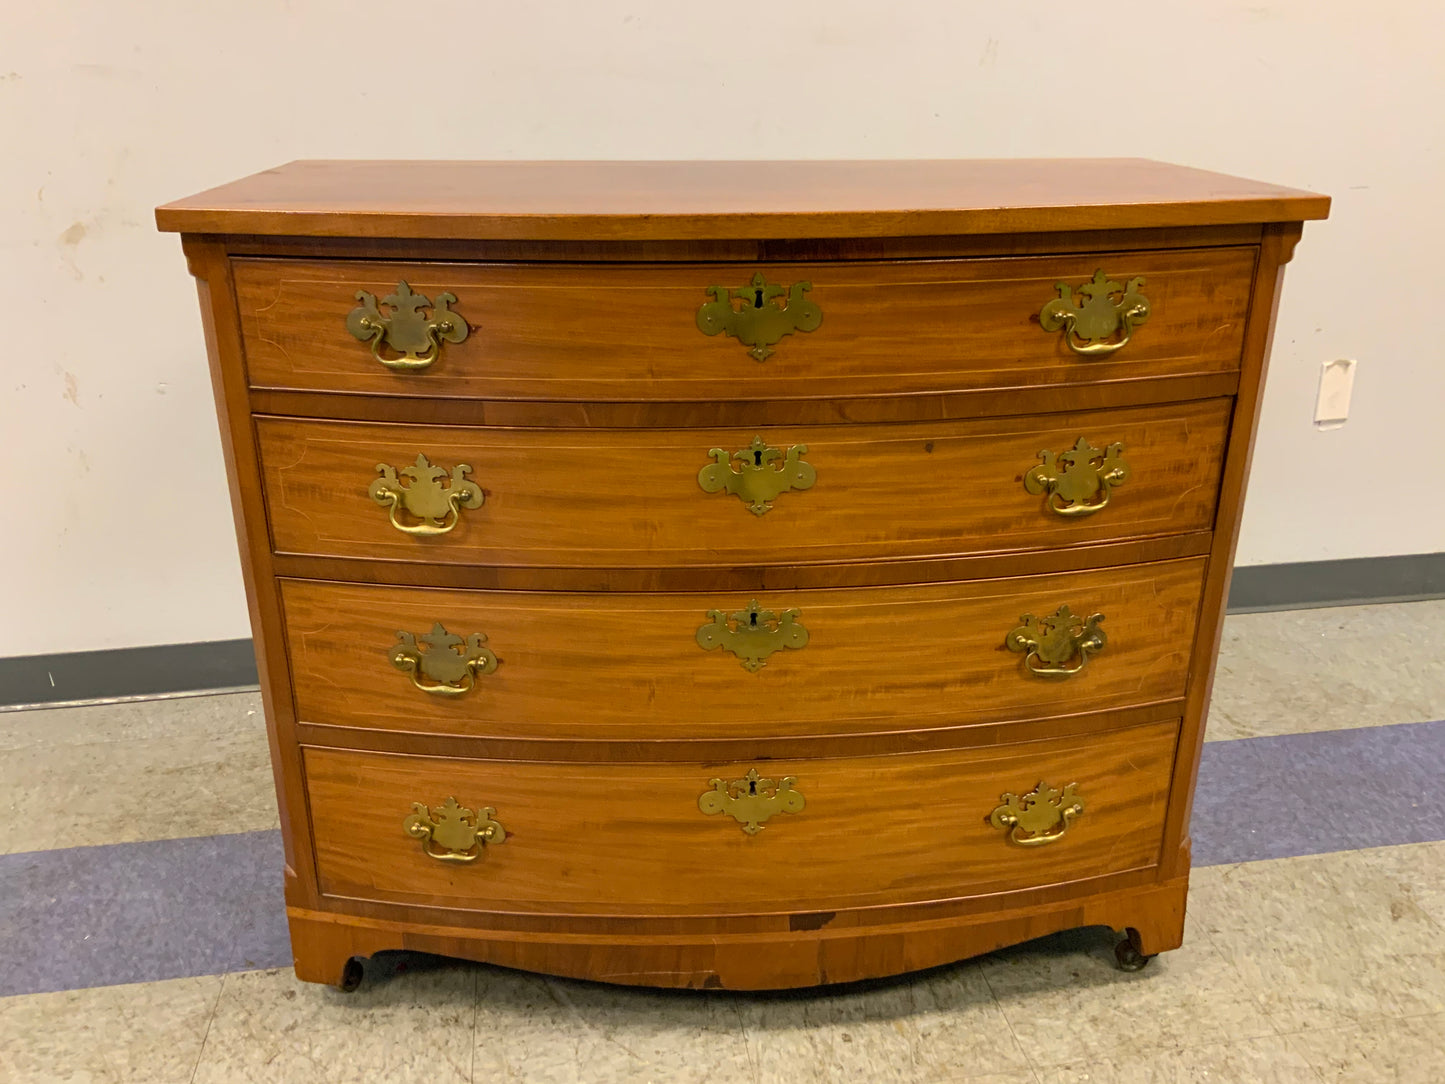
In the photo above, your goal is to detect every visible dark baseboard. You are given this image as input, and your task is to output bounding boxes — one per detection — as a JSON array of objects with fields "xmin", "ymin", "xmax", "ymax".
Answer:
[
  {"xmin": 0, "ymin": 639, "xmax": 258, "ymax": 710},
  {"xmin": 2, "ymin": 552, "xmax": 1440, "ymax": 709},
  {"xmin": 1226, "ymin": 552, "xmax": 1445, "ymax": 613}
]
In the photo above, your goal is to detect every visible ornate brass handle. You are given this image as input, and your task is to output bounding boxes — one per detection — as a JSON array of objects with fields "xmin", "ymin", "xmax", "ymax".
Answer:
[
  {"xmin": 391, "ymin": 622, "xmax": 499, "ymax": 696},
  {"xmin": 698, "ymin": 769, "xmax": 805, "ymax": 835},
  {"xmin": 403, "ymin": 797, "xmax": 505, "ymax": 862},
  {"xmin": 1023, "ymin": 437, "xmax": 1129, "ymax": 517},
  {"xmin": 1039, "ymin": 269, "xmax": 1149, "ymax": 358},
  {"xmin": 697, "ymin": 599, "xmax": 809, "ymax": 672},
  {"xmin": 697, "ymin": 436, "xmax": 816, "ymax": 515},
  {"xmin": 346, "ymin": 280, "xmax": 468, "ymax": 371},
  {"xmin": 370, "ymin": 454, "xmax": 484, "ymax": 535},
  {"xmin": 696, "ymin": 272, "xmax": 823, "ymax": 361},
  {"xmin": 1005, "ymin": 605, "xmax": 1106, "ymax": 676},
  {"xmin": 989, "ymin": 781, "xmax": 1084, "ymax": 846}
]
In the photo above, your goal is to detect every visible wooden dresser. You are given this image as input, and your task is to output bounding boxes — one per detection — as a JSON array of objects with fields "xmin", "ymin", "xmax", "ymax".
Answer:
[{"xmin": 157, "ymin": 160, "xmax": 1328, "ymax": 990}]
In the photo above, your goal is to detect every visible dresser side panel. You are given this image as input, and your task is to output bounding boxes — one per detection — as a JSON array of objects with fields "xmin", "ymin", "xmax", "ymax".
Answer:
[
  {"xmin": 1160, "ymin": 221, "xmax": 1305, "ymax": 878},
  {"xmin": 181, "ymin": 238, "xmax": 318, "ymax": 906}
]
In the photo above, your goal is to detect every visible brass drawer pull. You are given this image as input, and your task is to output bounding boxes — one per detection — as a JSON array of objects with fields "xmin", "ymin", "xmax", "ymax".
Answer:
[
  {"xmin": 1006, "ymin": 605, "xmax": 1106, "ymax": 676},
  {"xmin": 697, "ymin": 436, "xmax": 816, "ymax": 515},
  {"xmin": 1039, "ymin": 269, "xmax": 1149, "ymax": 358},
  {"xmin": 391, "ymin": 622, "xmax": 499, "ymax": 696},
  {"xmin": 699, "ymin": 768, "xmax": 805, "ymax": 835},
  {"xmin": 696, "ymin": 599, "xmax": 809, "ymax": 672},
  {"xmin": 989, "ymin": 781, "xmax": 1084, "ymax": 847},
  {"xmin": 403, "ymin": 797, "xmax": 505, "ymax": 863},
  {"xmin": 1023, "ymin": 437, "xmax": 1129, "ymax": 517},
  {"xmin": 696, "ymin": 272, "xmax": 823, "ymax": 361},
  {"xmin": 346, "ymin": 280, "xmax": 468, "ymax": 371},
  {"xmin": 370, "ymin": 454, "xmax": 484, "ymax": 535}
]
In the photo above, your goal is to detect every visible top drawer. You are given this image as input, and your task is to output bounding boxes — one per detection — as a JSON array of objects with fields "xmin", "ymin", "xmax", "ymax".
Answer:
[{"xmin": 234, "ymin": 248, "xmax": 1256, "ymax": 402}]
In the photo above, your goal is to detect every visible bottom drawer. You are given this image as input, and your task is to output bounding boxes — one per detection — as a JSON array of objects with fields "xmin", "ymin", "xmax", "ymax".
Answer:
[{"xmin": 305, "ymin": 720, "xmax": 1177, "ymax": 916}]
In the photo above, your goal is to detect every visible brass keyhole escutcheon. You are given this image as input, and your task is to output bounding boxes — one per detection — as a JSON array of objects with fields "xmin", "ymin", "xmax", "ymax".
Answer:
[
  {"xmin": 696, "ymin": 600, "xmax": 809, "ymax": 672},
  {"xmin": 697, "ymin": 436, "xmax": 815, "ymax": 515},
  {"xmin": 1005, "ymin": 605, "xmax": 1106, "ymax": 677},
  {"xmin": 698, "ymin": 768, "xmax": 805, "ymax": 835},
  {"xmin": 695, "ymin": 273, "xmax": 823, "ymax": 361}
]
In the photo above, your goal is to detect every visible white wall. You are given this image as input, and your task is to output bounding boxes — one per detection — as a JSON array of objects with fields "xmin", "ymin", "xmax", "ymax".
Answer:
[{"xmin": 2, "ymin": 2, "xmax": 1441, "ymax": 656}]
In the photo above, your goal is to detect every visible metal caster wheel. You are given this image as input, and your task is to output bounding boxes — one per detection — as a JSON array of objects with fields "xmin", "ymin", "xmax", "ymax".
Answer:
[
  {"xmin": 1114, "ymin": 934, "xmax": 1154, "ymax": 973},
  {"xmin": 337, "ymin": 956, "xmax": 365, "ymax": 993}
]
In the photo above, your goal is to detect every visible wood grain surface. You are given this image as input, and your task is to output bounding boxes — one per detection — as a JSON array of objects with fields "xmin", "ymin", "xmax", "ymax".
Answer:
[
  {"xmin": 156, "ymin": 159, "xmax": 1328, "ymax": 240},
  {"xmin": 304, "ymin": 718, "xmax": 1176, "ymax": 915},
  {"xmin": 281, "ymin": 558, "xmax": 1206, "ymax": 740},
  {"xmin": 235, "ymin": 248, "xmax": 1255, "ymax": 401},
  {"xmin": 257, "ymin": 399, "xmax": 1230, "ymax": 568}
]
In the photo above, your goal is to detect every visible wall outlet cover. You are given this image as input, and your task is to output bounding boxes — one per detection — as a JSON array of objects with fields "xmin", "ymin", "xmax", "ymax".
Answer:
[{"xmin": 1315, "ymin": 358, "xmax": 1356, "ymax": 430}]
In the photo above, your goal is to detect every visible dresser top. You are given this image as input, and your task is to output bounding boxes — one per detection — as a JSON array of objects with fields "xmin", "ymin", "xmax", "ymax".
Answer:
[{"xmin": 156, "ymin": 158, "xmax": 1328, "ymax": 242}]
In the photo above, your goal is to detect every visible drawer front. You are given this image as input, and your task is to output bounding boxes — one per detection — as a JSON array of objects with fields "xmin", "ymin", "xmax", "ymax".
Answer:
[
  {"xmin": 282, "ymin": 558, "xmax": 1205, "ymax": 740},
  {"xmin": 259, "ymin": 400, "xmax": 1229, "ymax": 567},
  {"xmin": 305, "ymin": 719, "xmax": 1177, "ymax": 914},
  {"xmin": 236, "ymin": 249, "xmax": 1255, "ymax": 401}
]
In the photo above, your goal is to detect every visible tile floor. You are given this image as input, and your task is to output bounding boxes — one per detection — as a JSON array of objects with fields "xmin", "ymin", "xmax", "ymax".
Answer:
[{"xmin": 2, "ymin": 599, "xmax": 1444, "ymax": 1083}]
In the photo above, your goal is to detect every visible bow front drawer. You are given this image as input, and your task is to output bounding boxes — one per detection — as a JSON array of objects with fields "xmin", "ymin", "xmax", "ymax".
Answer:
[
  {"xmin": 257, "ymin": 399, "xmax": 1228, "ymax": 568},
  {"xmin": 234, "ymin": 248, "xmax": 1255, "ymax": 402},
  {"xmin": 304, "ymin": 718, "xmax": 1178, "ymax": 915},
  {"xmin": 280, "ymin": 557, "xmax": 1205, "ymax": 740}
]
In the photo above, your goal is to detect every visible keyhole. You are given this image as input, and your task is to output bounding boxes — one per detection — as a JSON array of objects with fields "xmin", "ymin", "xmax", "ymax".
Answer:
[
  {"xmin": 750, "ymin": 612, "xmax": 759, "ymax": 627},
  {"xmin": 753, "ymin": 450, "xmax": 764, "ymax": 466},
  {"xmin": 753, "ymin": 289, "xmax": 765, "ymax": 308},
  {"xmin": 748, "ymin": 779, "xmax": 759, "ymax": 795}
]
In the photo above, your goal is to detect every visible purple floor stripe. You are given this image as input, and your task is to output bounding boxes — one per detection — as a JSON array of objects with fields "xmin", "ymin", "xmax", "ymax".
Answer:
[
  {"xmin": 0, "ymin": 830, "xmax": 289, "ymax": 998},
  {"xmin": 3, "ymin": 719, "xmax": 1443, "ymax": 998},
  {"xmin": 1190, "ymin": 718, "xmax": 1445, "ymax": 866}
]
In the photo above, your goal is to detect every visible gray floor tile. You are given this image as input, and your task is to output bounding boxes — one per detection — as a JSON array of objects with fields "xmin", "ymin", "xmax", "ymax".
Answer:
[
  {"xmin": 0, "ymin": 975, "xmax": 221, "ymax": 1083},
  {"xmin": 1206, "ymin": 600, "xmax": 1445, "ymax": 742},
  {"xmin": 1036, "ymin": 1034, "xmax": 1321, "ymax": 1082},
  {"xmin": 1190, "ymin": 845, "xmax": 1445, "ymax": 1034},
  {"xmin": 735, "ymin": 963, "xmax": 1033, "ymax": 1083},
  {"xmin": 472, "ymin": 967, "xmax": 753, "ymax": 1084},
  {"xmin": 0, "ymin": 700, "xmax": 277, "ymax": 855},
  {"xmin": 191, "ymin": 962, "xmax": 476, "ymax": 1084},
  {"xmin": 1287, "ymin": 1011, "xmax": 1445, "ymax": 1082},
  {"xmin": 976, "ymin": 925, "xmax": 1274, "ymax": 1068}
]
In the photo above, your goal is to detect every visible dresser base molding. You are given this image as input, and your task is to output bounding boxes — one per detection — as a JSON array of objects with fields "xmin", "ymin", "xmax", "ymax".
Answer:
[{"xmin": 287, "ymin": 874, "xmax": 1188, "ymax": 990}]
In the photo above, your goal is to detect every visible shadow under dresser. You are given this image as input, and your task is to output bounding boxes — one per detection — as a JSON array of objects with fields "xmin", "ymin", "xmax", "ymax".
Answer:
[{"xmin": 156, "ymin": 159, "xmax": 1329, "ymax": 990}]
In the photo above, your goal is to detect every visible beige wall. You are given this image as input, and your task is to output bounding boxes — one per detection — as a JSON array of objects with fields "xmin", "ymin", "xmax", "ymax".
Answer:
[{"xmin": 2, "ymin": 2, "xmax": 1440, "ymax": 655}]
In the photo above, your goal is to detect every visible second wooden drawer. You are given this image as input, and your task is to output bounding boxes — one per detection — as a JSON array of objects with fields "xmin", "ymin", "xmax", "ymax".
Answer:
[{"xmin": 258, "ymin": 399, "xmax": 1229, "ymax": 567}]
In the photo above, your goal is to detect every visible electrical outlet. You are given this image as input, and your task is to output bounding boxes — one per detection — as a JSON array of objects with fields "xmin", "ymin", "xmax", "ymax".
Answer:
[{"xmin": 1315, "ymin": 359, "xmax": 1356, "ymax": 430}]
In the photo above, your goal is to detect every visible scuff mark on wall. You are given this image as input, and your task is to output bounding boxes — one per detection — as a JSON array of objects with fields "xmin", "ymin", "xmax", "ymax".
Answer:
[
  {"xmin": 58, "ymin": 221, "xmax": 87, "ymax": 280},
  {"xmin": 63, "ymin": 372, "xmax": 80, "ymax": 407}
]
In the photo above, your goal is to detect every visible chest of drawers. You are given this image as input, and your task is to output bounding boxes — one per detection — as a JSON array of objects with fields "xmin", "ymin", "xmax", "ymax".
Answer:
[{"xmin": 158, "ymin": 160, "xmax": 1327, "ymax": 990}]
